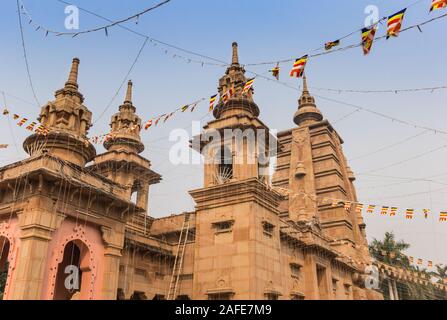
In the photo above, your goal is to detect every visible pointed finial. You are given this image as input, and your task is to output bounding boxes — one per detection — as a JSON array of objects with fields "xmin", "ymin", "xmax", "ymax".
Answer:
[
  {"xmin": 125, "ymin": 80, "xmax": 133, "ymax": 104},
  {"xmin": 302, "ymin": 73, "xmax": 309, "ymax": 94},
  {"xmin": 232, "ymin": 42, "xmax": 239, "ymax": 65},
  {"xmin": 65, "ymin": 57, "xmax": 80, "ymax": 90}
]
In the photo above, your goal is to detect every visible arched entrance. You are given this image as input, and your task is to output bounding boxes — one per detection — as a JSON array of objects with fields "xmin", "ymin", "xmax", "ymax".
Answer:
[
  {"xmin": 53, "ymin": 240, "xmax": 92, "ymax": 300},
  {"xmin": 0, "ymin": 236, "xmax": 10, "ymax": 300}
]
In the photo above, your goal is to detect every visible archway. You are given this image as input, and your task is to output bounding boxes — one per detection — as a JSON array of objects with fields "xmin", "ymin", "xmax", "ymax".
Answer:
[
  {"xmin": 0, "ymin": 236, "xmax": 10, "ymax": 300},
  {"xmin": 53, "ymin": 240, "xmax": 92, "ymax": 300}
]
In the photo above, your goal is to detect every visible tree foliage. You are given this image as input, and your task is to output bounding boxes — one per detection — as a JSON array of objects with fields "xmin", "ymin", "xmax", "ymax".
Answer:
[{"xmin": 369, "ymin": 232, "xmax": 446, "ymax": 300}]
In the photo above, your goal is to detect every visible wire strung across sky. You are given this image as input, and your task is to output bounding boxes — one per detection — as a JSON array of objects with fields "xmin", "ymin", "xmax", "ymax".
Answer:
[
  {"xmin": 17, "ymin": 0, "xmax": 447, "ymax": 94},
  {"xmin": 19, "ymin": 0, "xmax": 172, "ymax": 37},
  {"xmin": 16, "ymin": 0, "xmax": 40, "ymax": 107},
  {"xmin": 93, "ymin": 37, "xmax": 149, "ymax": 124}
]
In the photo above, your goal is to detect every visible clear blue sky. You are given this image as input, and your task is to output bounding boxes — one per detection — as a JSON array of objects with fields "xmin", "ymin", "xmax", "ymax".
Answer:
[{"xmin": 1, "ymin": 0, "xmax": 447, "ymax": 266}]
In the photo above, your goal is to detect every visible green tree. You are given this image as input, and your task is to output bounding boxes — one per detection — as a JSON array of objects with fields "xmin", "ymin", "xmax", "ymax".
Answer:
[
  {"xmin": 0, "ymin": 262, "xmax": 8, "ymax": 300},
  {"xmin": 433, "ymin": 264, "xmax": 447, "ymax": 281},
  {"xmin": 369, "ymin": 232, "xmax": 411, "ymax": 267},
  {"xmin": 369, "ymin": 232, "xmax": 445, "ymax": 300}
]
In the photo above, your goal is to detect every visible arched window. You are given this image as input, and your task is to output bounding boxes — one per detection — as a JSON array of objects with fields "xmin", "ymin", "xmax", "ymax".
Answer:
[
  {"xmin": 53, "ymin": 240, "xmax": 91, "ymax": 300},
  {"xmin": 0, "ymin": 237, "xmax": 10, "ymax": 300},
  {"xmin": 216, "ymin": 145, "xmax": 233, "ymax": 184}
]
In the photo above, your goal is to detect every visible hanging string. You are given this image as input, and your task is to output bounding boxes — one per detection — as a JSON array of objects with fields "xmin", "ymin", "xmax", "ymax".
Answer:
[
  {"xmin": 19, "ymin": 0, "xmax": 172, "ymax": 37},
  {"xmin": 93, "ymin": 37, "xmax": 149, "ymax": 124},
  {"xmin": 16, "ymin": 0, "xmax": 40, "ymax": 107}
]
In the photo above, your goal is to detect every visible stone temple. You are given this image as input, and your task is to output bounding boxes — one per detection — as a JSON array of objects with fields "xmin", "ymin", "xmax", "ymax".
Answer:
[{"xmin": 0, "ymin": 43, "xmax": 382, "ymax": 300}]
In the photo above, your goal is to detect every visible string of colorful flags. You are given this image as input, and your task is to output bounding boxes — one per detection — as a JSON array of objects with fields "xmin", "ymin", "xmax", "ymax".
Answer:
[
  {"xmin": 89, "ymin": 78, "xmax": 259, "ymax": 144},
  {"xmin": 378, "ymin": 250, "xmax": 444, "ymax": 270},
  {"xmin": 263, "ymin": 1, "xmax": 447, "ymax": 81},
  {"xmin": 18, "ymin": 0, "xmax": 225, "ymax": 68},
  {"xmin": 272, "ymin": 186, "xmax": 447, "ymax": 223},
  {"xmin": 2, "ymin": 107, "xmax": 49, "ymax": 135},
  {"xmin": 249, "ymin": 0, "xmax": 447, "ymax": 68}
]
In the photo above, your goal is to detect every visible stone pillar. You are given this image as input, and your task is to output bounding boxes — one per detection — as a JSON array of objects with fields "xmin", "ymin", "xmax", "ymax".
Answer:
[
  {"xmin": 7, "ymin": 198, "xmax": 65, "ymax": 300},
  {"xmin": 388, "ymin": 279, "xmax": 395, "ymax": 300},
  {"xmin": 136, "ymin": 183, "xmax": 149, "ymax": 211},
  {"xmin": 100, "ymin": 225, "xmax": 125, "ymax": 300},
  {"xmin": 101, "ymin": 246, "xmax": 122, "ymax": 300},
  {"xmin": 303, "ymin": 254, "xmax": 319, "ymax": 300},
  {"xmin": 392, "ymin": 280, "xmax": 399, "ymax": 300}
]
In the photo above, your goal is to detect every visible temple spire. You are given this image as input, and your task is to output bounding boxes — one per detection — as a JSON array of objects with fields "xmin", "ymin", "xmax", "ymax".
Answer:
[
  {"xmin": 293, "ymin": 74, "xmax": 323, "ymax": 126},
  {"xmin": 125, "ymin": 80, "xmax": 133, "ymax": 104},
  {"xmin": 65, "ymin": 57, "xmax": 80, "ymax": 90},
  {"xmin": 302, "ymin": 73, "xmax": 309, "ymax": 93},
  {"xmin": 231, "ymin": 42, "xmax": 239, "ymax": 65}
]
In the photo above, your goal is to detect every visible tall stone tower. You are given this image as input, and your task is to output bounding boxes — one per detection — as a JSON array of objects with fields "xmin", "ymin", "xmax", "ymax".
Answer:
[
  {"xmin": 189, "ymin": 43, "xmax": 283, "ymax": 300},
  {"xmin": 90, "ymin": 80, "xmax": 161, "ymax": 212},
  {"xmin": 272, "ymin": 74, "xmax": 371, "ymax": 267},
  {"xmin": 23, "ymin": 58, "xmax": 96, "ymax": 166}
]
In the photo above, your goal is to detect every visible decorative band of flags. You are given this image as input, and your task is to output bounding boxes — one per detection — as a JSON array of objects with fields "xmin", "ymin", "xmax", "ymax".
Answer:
[
  {"xmin": 327, "ymin": 199, "xmax": 446, "ymax": 222},
  {"xmin": 2, "ymin": 108, "xmax": 50, "ymax": 135},
  {"xmin": 265, "ymin": 1, "xmax": 446, "ymax": 78},
  {"xmin": 379, "ymin": 251, "xmax": 438, "ymax": 269}
]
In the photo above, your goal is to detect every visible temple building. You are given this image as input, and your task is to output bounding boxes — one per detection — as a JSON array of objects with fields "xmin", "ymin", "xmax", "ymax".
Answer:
[{"xmin": 0, "ymin": 43, "xmax": 383, "ymax": 300}]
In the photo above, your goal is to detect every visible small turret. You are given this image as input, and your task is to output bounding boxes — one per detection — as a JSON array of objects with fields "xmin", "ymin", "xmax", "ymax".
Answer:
[
  {"xmin": 214, "ymin": 42, "xmax": 259, "ymax": 119},
  {"xmin": 293, "ymin": 74, "xmax": 323, "ymax": 126},
  {"xmin": 23, "ymin": 58, "xmax": 96, "ymax": 166},
  {"xmin": 104, "ymin": 80, "xmax": 144, "ymax": 154}
]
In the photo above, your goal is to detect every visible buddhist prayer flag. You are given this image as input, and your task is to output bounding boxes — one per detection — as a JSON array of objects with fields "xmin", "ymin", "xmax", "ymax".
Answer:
[
  {"xmin": 144, "ymin": 119, "xmax": 153, "ymax": 130},
  {"xmin": 221, "ymin": 88, "xmax": 234, "ymax": 103},
  {"xmin": 390, "ymin": 207, "xmax": 398, "ymax": 216},
  {"xmin": 290, "ymin": 55, "xmax": 308, "ymax": 78},
  {"xmin": 367, "ymin": 205, "xmax": 376, "ymax": 213},
  {"xmin": 209, "ymin": 94, "xmax": 217, "ymax": 112},
  {"xmin": 181, "ymin": 105, "xmax": 189, "ymax": 112},
  {"xmin": 155, "ymin": 116, "xmax": 163, "ymax": 126},
  {"xmin": 423, "ymin": 208, "xmax": 430, "ymax": 219},
  {"xmin": 406, "ymin": 208, "xmax": 414, "ymax": 220},
  {"xmin": 430, "ymin": 0, "xmax": 447, "ymax": 12},
  {"xmin": 242, "ymin": 79, "xmax": 255, "ymax": 94},
  {"xmin": 428, "ymin": 260, "xmax": 433, "ymax": 267},
  {"xmin": 380, "ymin": 206, "xmax": 389, "ymax": 215},
  {"xmin": 2, "ymin": 108, "xmax": 9, "ymax": 115},
  {"xmin": 325, "ymin": 39, "xmax": 340, "ymax": 51},
  {"xmin": 35, "ymin": 125, "xmax": 49, "ymax": 135},
  {"xmin": 361, "ymin": 26, "xmax": 377, "ymax": 55},
  {"xmin": 355, "ymin": 204, "xmax": 364, "ymax": 214},
  {"xmin": 17, "ymin": 118, "xmax": 28, "ymax": 126},
  {"xmin": 387, "ymin": 9, "xmax": 407, "ymax": 39},
  {"xmin": 26, "ymin": 122, "xmax": 36, "ymax": 131},
  {"xmin": 190, "ymin": 102, "xmax": 198, "ymax": 113},
  {"xmin": 440, "ymin": 211, "xmax": 447, "ymax": 222},
  {"xmin": 13, "ymin": 114, "xmax": 20, "ymax": 120},
  {"xmin": 164, "ymin": 112, "xmax": 174, "ymax": 123},
  {"xmin": 269, "ymin": 63, "xmax": 280, "ymax": 80}
]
